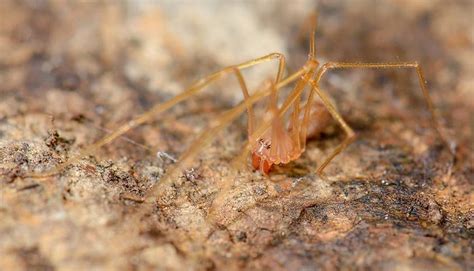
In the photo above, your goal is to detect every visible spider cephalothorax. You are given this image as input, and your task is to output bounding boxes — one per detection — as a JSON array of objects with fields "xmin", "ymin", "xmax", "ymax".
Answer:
[
  {"xmin": 249, "ymin": 97, "xmax": 334, "ymax": 174},
  {"xmin": 252, "ymin": 137, "xmax": 273, "ymax": 173}
]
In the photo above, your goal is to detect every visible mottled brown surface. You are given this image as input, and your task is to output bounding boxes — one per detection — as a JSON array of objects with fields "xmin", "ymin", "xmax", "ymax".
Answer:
[{"xmin": 0, "ymin": 1, "xmax": 472, "ymax": 270}]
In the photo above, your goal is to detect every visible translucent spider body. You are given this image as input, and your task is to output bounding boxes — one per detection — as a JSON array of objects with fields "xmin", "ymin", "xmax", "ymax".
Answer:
[
  {"xmin": 30, "ymin": 18, "xmax": 451, "ymax": 196},
  {"xmin": 250, "ymin": 99, "xmax": 331, "ymax": 174}
]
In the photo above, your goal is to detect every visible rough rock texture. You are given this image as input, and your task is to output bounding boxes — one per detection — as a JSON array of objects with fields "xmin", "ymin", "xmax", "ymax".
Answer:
[{"xmin": 0, "ymin": 1, "xmax": 472, "ymax": 270}]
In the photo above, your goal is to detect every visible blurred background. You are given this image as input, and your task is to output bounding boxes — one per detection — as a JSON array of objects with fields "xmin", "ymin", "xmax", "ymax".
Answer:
[{"xmin": 0, "ymin": 1, "xmax": 472, "ymax": 270}]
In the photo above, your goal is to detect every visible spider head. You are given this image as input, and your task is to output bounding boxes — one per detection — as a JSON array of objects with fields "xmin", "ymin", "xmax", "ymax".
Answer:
[{"xmin": 251, "ymin": 138, "xmax": 273, "ymax": 174}]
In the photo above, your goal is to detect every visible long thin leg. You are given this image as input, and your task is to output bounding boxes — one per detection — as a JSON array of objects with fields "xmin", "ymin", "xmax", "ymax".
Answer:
[
  {"xmin": 306, "ymin": 79, "xmax": 355, "ymax": 174},
  {"xmin": 305, "ymin": 61, "xmax": 453, "ymax": 174},
  {"xmin": 234, "ymin": 67, "xmax": 256, "ymax": 135},
  {"xmin": 27, "ymin": 53, "xmax": 287, "ymax": 178},
  {"xmin": 289, "ymin": 89, "xmax": 302, "ymax": 151},
  {"xmin": 315, "ymin": 61, "xmax": 452, "ymax": 153},
  {"xmin": 289, "ymin": 19, "xmax": 320, "ymax": 152},
  {"xmin": 298, "ymin": 79, "xmax": 317, "ymax": 150}
]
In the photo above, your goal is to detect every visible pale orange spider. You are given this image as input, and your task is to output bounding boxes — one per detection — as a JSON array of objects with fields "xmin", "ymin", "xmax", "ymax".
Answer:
[{"xmin": 30, "ymin": 19, "xmax": 450, "ymax": 199}]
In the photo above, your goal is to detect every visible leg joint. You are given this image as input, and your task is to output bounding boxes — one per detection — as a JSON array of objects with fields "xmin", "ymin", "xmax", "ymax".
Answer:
[{"xmin": 346, "ymin": 131, "xmax": 357, "ymax": 143}]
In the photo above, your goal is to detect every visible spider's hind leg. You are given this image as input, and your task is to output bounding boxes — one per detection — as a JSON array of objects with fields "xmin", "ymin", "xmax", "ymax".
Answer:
[
  {"xmin": 315, "ymin": 61, "xmax": 454, "ymax": 154},
  {"xmin": 306, "ymin": 80, "xmax": 356, "ymax": 175},
  {"xmin": 306, "ymin": 61, "xmax": 455, "ymax": 174}
]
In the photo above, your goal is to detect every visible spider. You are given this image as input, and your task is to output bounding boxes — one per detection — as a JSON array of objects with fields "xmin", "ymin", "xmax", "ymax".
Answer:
[{"xmin": 29, "ymin": 18, "xmax": 451, "ymax": 199}]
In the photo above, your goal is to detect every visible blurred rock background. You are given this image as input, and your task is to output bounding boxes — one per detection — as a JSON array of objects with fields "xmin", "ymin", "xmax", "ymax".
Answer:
[{"xmin": 0, "ymin": 0, "xmax": 472, "ymax": 270}]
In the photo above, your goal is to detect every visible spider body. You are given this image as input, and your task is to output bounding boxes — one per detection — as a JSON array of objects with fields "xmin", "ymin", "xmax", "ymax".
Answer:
[{"xmin": 251, "ymin": 100, "xmax": 331, "ymax": 174}]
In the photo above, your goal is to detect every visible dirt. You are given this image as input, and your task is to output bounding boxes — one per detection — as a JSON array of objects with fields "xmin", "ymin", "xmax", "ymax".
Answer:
[{"xmin": 0, "ymin": 1, "xmax": 472, "ymax": 270}]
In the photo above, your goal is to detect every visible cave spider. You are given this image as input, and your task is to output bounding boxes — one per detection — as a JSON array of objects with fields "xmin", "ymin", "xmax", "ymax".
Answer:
[{"xmin": 30, "ymin": 19, "xmax": 450, "ymax": 196}]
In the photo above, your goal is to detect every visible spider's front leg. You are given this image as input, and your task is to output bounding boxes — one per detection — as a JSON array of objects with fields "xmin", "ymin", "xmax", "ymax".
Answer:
[
  {"xmin": 306, "ymin": 79, "xmax": 356, "ymax": 174},
  {"xmin": 306, "ymin": 61, "xmax": 454, "ymax": 174},
  {"xmin": 315, "ymin": 61, "xmax": 452, "ymax": 152}
]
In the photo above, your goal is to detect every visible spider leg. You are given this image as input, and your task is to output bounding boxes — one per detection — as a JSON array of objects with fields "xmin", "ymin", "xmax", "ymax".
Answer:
[
  {"xmin": 307, "ymin": 61, "xmax": 454, "ymax": 174},
  {"xmin": 288, "ymin": 82, "xmax": 304, "ymax": 153},
  {"xmin": 235, "ymin": 67, "xmax": 257, "ymax": 136},
  {"xmin": 315, "ymin": 61, "xmax": 452, "ymax": 153},
  {"xmin": 27, "ymin": 53, "xmax": 288, "ymax": 178},
  {"xmin": 306, "ymin": 79, "xmax": 355, "ymax": 174},
  {"xmin": 298, "ymin": 77, "xmax": 317, "ymax": 150}
]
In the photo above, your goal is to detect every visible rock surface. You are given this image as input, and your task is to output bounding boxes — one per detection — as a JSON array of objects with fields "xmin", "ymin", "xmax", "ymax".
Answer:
[{"xmin": 0, "ymin": 1, "xmax": 472, "ymax": 270}]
